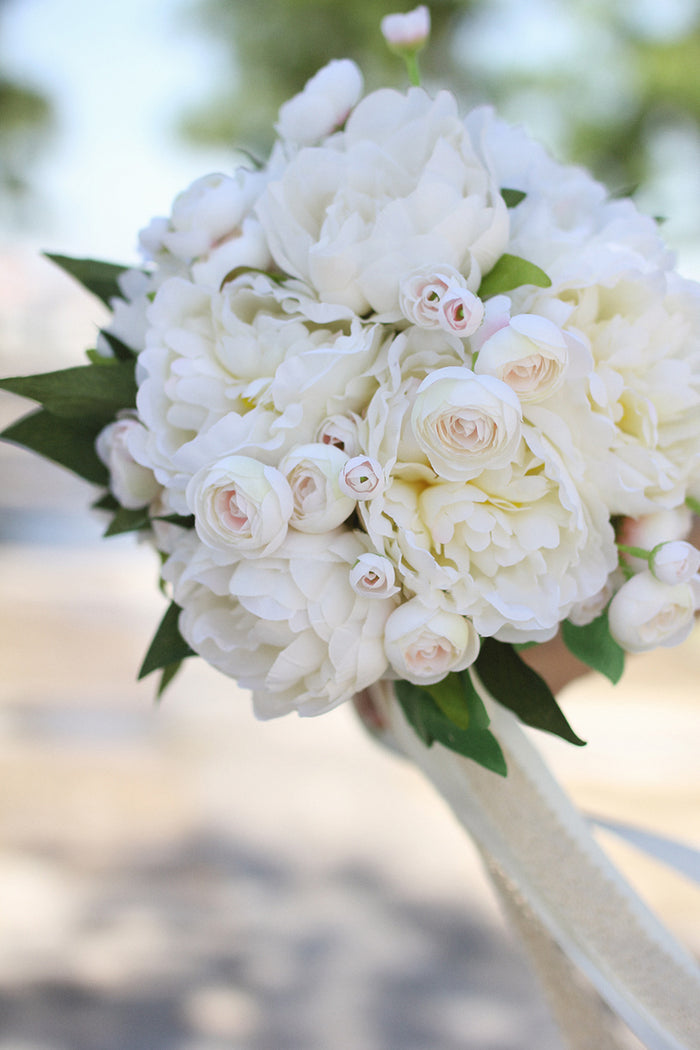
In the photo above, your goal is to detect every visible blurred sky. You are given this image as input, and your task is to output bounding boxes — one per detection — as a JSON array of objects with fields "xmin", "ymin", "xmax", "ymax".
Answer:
[{"xmin": 2, "ymin": 0, "xmax": 236, "ymax": 264}]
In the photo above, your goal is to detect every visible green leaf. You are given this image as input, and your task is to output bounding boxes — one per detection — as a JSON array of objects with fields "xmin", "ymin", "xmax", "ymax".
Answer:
[
  {"xmin": 103, "ymin": 505, "xmax": 152, "ymax": 537},
  {"xmin": 475, "ymin": 638, "xmax": 586, "ymax": 746},
  {"xmin": 92, "ymin": 492, "xmax": 118, "ymax": 511},
  {"xmin": 395, "ymin": 678, "xmax": 508, "ymax": 776},
  {"xmin": 152, "ymin": 513, "xmax": 196, "ymax": 529},
  {"xmin": 478, "ymin": 253, "xmax": 552, "ymax": 299},
  {"xmin": 562, "ymin": 612, "xmax": 625, "ymax": 684},
  {"xmin": 685, "ymin": 495, "xmax": 700, "ymax": 516},
  {"xmin": 0, "ymin": 361, "xmax": 137, "ymax": 426},
  {"xmin": 0, "ymin": 408, "xmax": 108, "ymax": 485},
  {"xmin": 501, "ymin": 188, "xmax": 526, "ymax": 208},
  {"xmin": 156, "ymin": 660, "xmax": 186, "ymax": 700},
  {"xmin": 99, "ymin": 330, "xmax": 137, "ymax": 361},
  {"xmin": 44, "ymin": 253, "xmax": 131, "ymax": 306},
  {"xmin": 138, "ymin": 601, "xmax": 195, "ymax": 680}
]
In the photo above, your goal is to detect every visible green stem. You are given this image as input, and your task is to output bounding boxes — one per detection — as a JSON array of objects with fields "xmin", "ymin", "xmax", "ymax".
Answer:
[
  {"xmin": 404, "ymin": 51, "xmax": 421, "ymax": 87},
  {"xmin": 616, "ymin": 543, "xmax": 650, "ymax": 562}
]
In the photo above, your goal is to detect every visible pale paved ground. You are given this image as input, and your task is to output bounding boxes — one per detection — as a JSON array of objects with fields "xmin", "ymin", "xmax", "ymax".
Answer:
[{"xmin": 1, "ymin": 257, "xmax": 698, "ymax": 1048}]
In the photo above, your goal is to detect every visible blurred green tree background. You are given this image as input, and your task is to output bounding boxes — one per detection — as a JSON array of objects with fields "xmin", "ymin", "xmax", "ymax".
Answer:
[{"xmin": 178, "ymin": 0, "xmax": 700, "ymax": 226}]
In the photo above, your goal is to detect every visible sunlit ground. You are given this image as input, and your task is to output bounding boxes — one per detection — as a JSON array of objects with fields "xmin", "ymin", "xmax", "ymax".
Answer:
[{"xmin": 1, "ymin": 258, "xmax": 698, "ymax": 1050}]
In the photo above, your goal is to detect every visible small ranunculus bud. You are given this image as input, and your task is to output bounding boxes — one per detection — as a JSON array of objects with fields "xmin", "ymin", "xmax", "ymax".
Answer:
[
  {"xmin": 187, "ymin": 455, "xmax": 293, "ymax": 556},
  {"xmin": 474, "ymin": 314, "xmax": 570, "ymax": 402},
  {"xmin": 439, "ymin": 287, "xmax": 485, "ymax": 337},
  {"xmin": 649, "ymin": 540, "xmax": 700, "ymax": 585},
  {"xmin": 349, "ymin": 554, "xmax": 400, "ymax": 598},
  {"xmin": 339, "ymin": 456, "xmax": 385, "ymax": 500},
  {"xmin": 399, "ymin": 265, "xmax": 483, "ymax": 336},
  {"xmin": 95, "ymin": 418, "xmax": 160, "ymax": 509},
  {"xmin": 316, "ymin": 414, "xmax": 360, "ymax": 457},
  {"xmin": 384, "ymin": 597, "xmax": 479, "ymax": 685},
  {"xmin": 411, "ymin": 366, "xmax": 522, "ymax": 481},
  {"xmin": 607, "ymin": 571, "xmax": 696, "ymax": 653},
  {"xmin": 381, "ymin": 5, "xmax": 430, "ymax": 51},
  {"xmin": 280, "ymin": 443, "xmax": 355, "ymax": 533},
  {"xmin": 276, "ymin": 59, "xmax": 364, "ymax": 146}
]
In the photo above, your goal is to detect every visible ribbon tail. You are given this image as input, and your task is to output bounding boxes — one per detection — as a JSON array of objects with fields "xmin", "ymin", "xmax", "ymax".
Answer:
[{"xmin": 378, "ymin": 683, "xmax": 700, "ymax": 1050}]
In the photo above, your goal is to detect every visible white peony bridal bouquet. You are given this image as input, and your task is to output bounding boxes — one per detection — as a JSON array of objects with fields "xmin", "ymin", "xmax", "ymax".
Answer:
[{"xmin": 3, "ymin": 8, "xmax": 700, "ymax": 1048}]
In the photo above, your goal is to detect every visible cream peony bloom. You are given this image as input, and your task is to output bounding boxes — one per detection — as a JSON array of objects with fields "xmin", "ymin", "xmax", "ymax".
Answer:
[
  {"xmin": 608, "ymin": 571, "xmax": 696, "ymax": 653},
  {"xmin": 256, "ymin": 87, "xmax": 509, "ymax": 315},
  {"xmin": 411, "ymin": 367, "xmax": 522, "ymax": 481},
  {"xmin": 276, "ymin": 59, "xmax": 364, "ymax": 146},
  {"xmin": 164, "ymin": 529, "xmax": 396, "ymax": 717},
  {"xmin": 384, "ymin": 598, "xmax": 479, "ymax": 684},
  {"xmin": 187, "ymin": 455, "xmax": 293, "ymax": 556}
]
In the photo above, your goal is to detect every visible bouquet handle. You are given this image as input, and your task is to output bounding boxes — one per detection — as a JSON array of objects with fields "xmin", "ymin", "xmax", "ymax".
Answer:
[{"xmin": 365, "ymin": 681, "xmax": 700, "ymax": 1050}]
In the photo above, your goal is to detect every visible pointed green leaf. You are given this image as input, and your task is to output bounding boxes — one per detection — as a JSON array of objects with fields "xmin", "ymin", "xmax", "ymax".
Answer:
[
  {"xmin": 685, "ymin": 496, "xmax": 700, "ymax": 516},
  {"xmin": 1, "ymin": 409, "xmax": 108, "ymax": 485},
  {"xmin": 562, "ymin": 612, "xmax": 625, "ymax": 684},
  {"xmin": 156, "ymin": 660, "xmax": 186, "ymax": 700},
  {"xmin": 0, "ymin": 361, "xmax": 137, "ymax": 426},
  {"xmin": 426, "ymin": 671, "xmax": 472, "ymax": 728},
  {"xmin": 44, "ymin": 253, "xmax": 131, "ymax": 305},
  {"xmin": 92, "ymin": 492, "xmax": 118, "ymax": 511},
  {"xmin": 395, "ymin": 679, "xmax": 508, "ymax": 776},
  {"xmin": 501, "ymin": 188, "xmax": 526, "ymax": 208},
  {"xmin": 475, "ymin": 638, "xmax": 586, "ymax": 746},
  {"xmin": 478, "ymin": 253, "xmax": 552, "ymax": 299},
  {"xmin": 99, "ymin": 330, "xmax": 138, "ymax": 360},
  {"xmin": 103, "ymin": 505, "xmax": 152, "ymax": 537},
  {"xmin": 138, "ymin": 601, "xmax": 195, "ymax": 680}
]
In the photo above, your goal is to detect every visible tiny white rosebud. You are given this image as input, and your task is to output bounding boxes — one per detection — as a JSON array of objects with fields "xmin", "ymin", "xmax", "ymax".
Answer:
[
  {"xmin": 608, "ymin": 571, "xmax": 695, "ymax": 653},
  {"xmin": 474, "ymin": 314, "xmax": 570, "ymax": 403},
  {"xmin": 349, "ymin": 554, "xmax": 400, "ymax": 598},
  {"xmin": 384, "ymin": 597, "xmax": 479, "ymax": 685},
  {"xmin": 187, "ymin": 455, "xmax": 293, "ymax": 556},
  {"xmin": 339, "ymin": 456, "xmax": 385, "ymax": 500},
  {"xmin": 95, "ymin": 418, "xmax": 160, "ymax": 510},
  {"xmin": 381, "ymin": 5, "xmax": 430, "ymax": 50},
  {"xmin": 411, "ymin": 366, "xmax": 522, "ymax": 481},
  {"xmin": 649, "ymin": 540, "xmax": 700, "ymax": 585},
  {"xmin": 316, "ymin": 414, "xmax": 360, "ymax": 457},
  {"xmin": 280, "ymin": 443, "xmax": 355, "ymax": 533},
  {"xmin": 438, "ymin": 286, "xmax": 485, "ymax": 337}
]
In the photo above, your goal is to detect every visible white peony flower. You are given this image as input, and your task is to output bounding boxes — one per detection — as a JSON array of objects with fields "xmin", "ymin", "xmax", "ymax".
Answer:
[
  {"xmin": 165, "ymin": 529, "xmax": 396, "ymax": 717},
  {"xmin": 411, "ymin": 367, "xmax": 523, "ymax": 481},
  {"xmin": 349, "ymin": 553, "xmax": 400, "ymax": 598},
  {"xmin": 276, "ymin": 59, "xmax": 364, "ymax": 146},
  {"xmin": 474, "ymin": 314, "xmax": 575, "ymax": 403},
  {"xmin": 187, "ymin": 455, "xmax": 293, "ymax": 556},
  {"xmin": 608, "ymin": 571, "xmax": 696, "ymax": 653},
  {"xmin": 339, "ymin": 456, "xmax": 385, "ymax": 500},
  {"xmin": 566, "ymin": 576, "xmax": 616, "ymax": 626},
  {"xmin": 256, "ymin": 87, "xmax": 509, "ymax": 315},
  {"xmin": 384, "ymin": 597, "xmax": 479, "ymax": 684},
  {"xmin": 95, "ymin": 417, "xmax": 160, "ymax": 509},
  {"xmin": 381, "ymin": 6, "xmax": 430, "ymax": 50},
  {"xmin": 362, "ymin": 422, "xmax": 616, "ymax": 641},
  {"xmin": 280, "ymin": 443, "xmax": 355, "ymax": 533},
  {"xmin": 649, "ymin": 540, "xmax": 700, "ymax": 586}
]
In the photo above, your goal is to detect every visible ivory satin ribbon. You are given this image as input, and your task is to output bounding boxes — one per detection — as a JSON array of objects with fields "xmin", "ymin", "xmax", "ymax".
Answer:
[{"xmin": 365, "ymin": 680, "xmax": 700, "ymax": 1050}]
